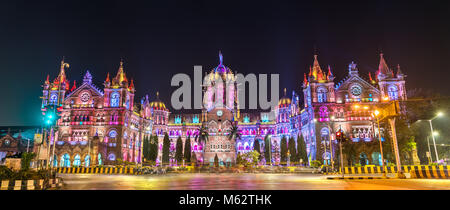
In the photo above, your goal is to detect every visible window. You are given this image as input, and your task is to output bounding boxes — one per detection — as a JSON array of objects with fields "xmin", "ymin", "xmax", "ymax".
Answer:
[
  {"xmin": 61, "ymin": 153, "xmax": 71, "ymax": 167},
  {"xmin": 84, "ymin": 155, "xmax": 90, "ymax": 167},
  {"xmin": 317, "ymin": 87, "xmax": 327, "ymax": 102},
  {"xmin": 109, "ymin": 130, "xmax": 117, "ymax": 138},
  {"xmin": 98, "ymin": 153, "xmax": 103, "ymax": 165},
  {"xmin": 388, "ymin": 85, "xmax": 398, "ymax": 100},
  {"xmin": 110, "ymin": 92, "xmax": 120, "ymax": 107},
  {"xmin": 73, "ymin": 154, "xmax": 81, "ymax": 166}
]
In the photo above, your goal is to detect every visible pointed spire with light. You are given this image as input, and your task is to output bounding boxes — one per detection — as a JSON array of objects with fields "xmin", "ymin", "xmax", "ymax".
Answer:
[
  {"xmin": 112, "ymin": 59, "xmax": 128, "ymax": 87},
  {"xmin": 312, "ymin": 54, "xmax": 323, "ymax": 80},
  {"xmin": 377, "ymin": 53, "xmax": 391, "ymax": 77},
  {"xmin": 326, "ymin": 65, "xmax": 334, "ymax": 81},
  {"xmin": 129, "ymin": 78, "xmax": 135, "ymax": 92},
  {"xmin": 71, "ymin": 80, "xmax": 76, "ymax": 92},
  {"xmin": 303, "ymin": 73, "xmax": 308, "ymax": 87},
  {"xmin": 396, "ymin": 64, "xmax": 405, "ymax": 79}
]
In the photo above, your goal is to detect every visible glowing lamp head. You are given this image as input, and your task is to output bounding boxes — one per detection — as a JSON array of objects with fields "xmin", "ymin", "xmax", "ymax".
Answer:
[
  {"xmin": 383, "ymin": 96, "xmax": 389, "ymax": 101},
  {"xmin": 433, "ymin": 131, "xmax": 439, "ymax": 136},
  {"xmin": 437, "ymin": 112, "xmax": 444, "ymax": 117},
  {"xmin": 374, "ymin": 110, "xmax": 380, "ymax": 116}
]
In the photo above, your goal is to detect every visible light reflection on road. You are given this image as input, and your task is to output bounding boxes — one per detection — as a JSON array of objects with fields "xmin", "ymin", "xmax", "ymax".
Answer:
[{"xmin": 58, "ymin": 173, "xmax": 450, "ymax": 190}]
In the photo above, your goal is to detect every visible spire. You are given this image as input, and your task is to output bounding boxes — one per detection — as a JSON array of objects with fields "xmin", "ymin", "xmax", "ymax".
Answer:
[
  {"xmin": 327, "ymin": 65, "xmax": 334, "ymax": 81},
  {"xmin": 369, "ymin": 72, "xmax": 373, "ymax": 81},
  {"xmin": 396, "ymin": 64, "xmax": 403, "ymax": 75},
  {"xmin": 312, "ymin": 54, "xmax": 322, "ymax": 80},
  {"xmin": 309, "ymin": 66, "xmax": 312, "ymax": 77},
  {"xmin": 113, "ymin": 59, "xmax": 128, "ymax": 86},
  {"xmin": 129, "ymin": 78, "xmax": 135, "ymax": 90},
  {"xmin": 45, "ymin": 74, "xmax": 50, "ymax": 84},
  {"xmin": 55, "ymin": 58, "xmax": 69, "ymax": 84},
  {"xmin": 303, "ymin": 73, "xmax": 308, "ymax": 87},
  {"xmin": 71, "ymin": 80, "xmax": 76, "ymax": 92},
  {"xmin": 348, "ymin": 61, "xmax": 358, "ymax": 75},
  {"xmin": 378, "ymin": 53, "xmax": 390, "ymax": 75},
  {"xmin": 105, "ymin": 72, "xmax": 110, "ymax": 83},
  {"xmin": 83, "ymin": 70, "xmax": 92, "ymax": 84},
  {"xmin": 219, "ymin": 51, "xmax": 223, "ymax": 65},
  {"xmin": 283, "ymin": 88, "xmax": 287, "ymax": 97}
]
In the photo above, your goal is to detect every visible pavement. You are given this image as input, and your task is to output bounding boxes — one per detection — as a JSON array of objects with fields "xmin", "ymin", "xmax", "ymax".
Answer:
[{"xmin": 58, "ymin": 173, "xmax": 450, "ymax": 190}]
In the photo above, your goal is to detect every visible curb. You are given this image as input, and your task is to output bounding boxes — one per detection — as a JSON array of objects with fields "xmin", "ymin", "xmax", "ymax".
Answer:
[
  {"xmin": 327, "ymin": 176, "xmax": 391, "ymax": 180},
  {"xmin": 0, "ymin": 178, "xmax": 63, "ymax": 190}
]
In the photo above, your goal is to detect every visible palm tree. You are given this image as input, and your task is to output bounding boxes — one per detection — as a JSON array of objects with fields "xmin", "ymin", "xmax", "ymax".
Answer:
[
  {"xmin": 227, "ymin": 124, "xmax": 241, "ymax": 141},
  {"xmin": 195, "ymin": 125, "xmax": 209, "ymax": 163}
]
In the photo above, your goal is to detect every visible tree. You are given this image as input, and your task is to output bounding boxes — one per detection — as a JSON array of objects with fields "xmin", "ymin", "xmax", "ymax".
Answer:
[
  {"xmin": 227, "ymin": 123, "xmax": 241, "ymax": 141},
  {"xmin": 288, "ymin": 137, "xmax": 297, "ymax": 163},
  {"xmin": 296, "ymin": 134, "xmax": 308, "ymax": 166},
  {"xmin": 253, "ymin": 138, "xmax": 261, "ymax": 163},
  {"xmin": 21, "ymin": 152, "xmax": 36, "ymax": 171},
  {"xmin": 195, "ymin": 125, "xmax": 209, "ymax": 159},
  {"xmin": 162, "ymin": 133, "xmax": 170, "ymax": 165},
  {"xmin": 214, "ymin": 154, "xmax": 219, "ymax": 167},
  {"xmin": 175, "ymin": 136, "xmax": 183, "ymax": 164},
  {"xmin": 191, "ymin": 152, "xmax": 197, "ymax": 165},
  {"xmin": 184, "ymin": 136, "xmax": 191, "ymax": 164},
  {"xmin": 149, "ymin": 135, "xmax": 159, "ymax": 162},
  {"xmin": 264, "ymin": 134, "xmax": 272, "ymax": 165},
  {"xmin": 280, "ymin": 136, "xmax": 288, "ymax": 164},
  {"xmin": 143, "ymin": 135, "xmax": 149, "ymax": 160}
]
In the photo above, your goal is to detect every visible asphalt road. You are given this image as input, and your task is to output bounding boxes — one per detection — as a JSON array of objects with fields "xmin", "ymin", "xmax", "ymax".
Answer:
[{"xmin": 57, "ymin": 173, "xmax": 450, "ymax": 190}]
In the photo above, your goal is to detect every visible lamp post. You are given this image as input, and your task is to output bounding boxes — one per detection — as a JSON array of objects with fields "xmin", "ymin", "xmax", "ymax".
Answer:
[
  {"xmin": 428, "ymin": 121, "xmax": 440, "ymax": 162},
  {"xmin": 328, "ymin": 116, "xmax": 335, "ymax": 171},
  {"xmin": 416, "ymin": 112, "xmax": 443, "ymax": 164},
  {"xmin": 372, "ymin": 110, "xmax": 386, "ymax": 177},
  {"xmin": 426, "ymin": 136, "xmax": 432, "ymax": 164},
  {"xmin": 268, "ymin": 135, "xmax": 272, "ymax": 166}
]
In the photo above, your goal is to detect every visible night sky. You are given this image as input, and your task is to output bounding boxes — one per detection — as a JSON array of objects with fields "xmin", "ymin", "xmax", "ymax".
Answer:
[{"xmin": 0, "ymin": 0, "xmax": 449, "ymax": 126}]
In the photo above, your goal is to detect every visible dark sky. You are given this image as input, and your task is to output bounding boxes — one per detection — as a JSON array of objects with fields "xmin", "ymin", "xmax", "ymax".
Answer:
[{"xmin": 0, "ymin": 0, "xmax": 449, "ymax": 126}]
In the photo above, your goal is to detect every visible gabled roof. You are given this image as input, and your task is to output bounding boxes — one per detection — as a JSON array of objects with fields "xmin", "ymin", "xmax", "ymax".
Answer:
[
  {"xmin": 65, "ymin": 80, "xmax": 104, "ymax": 100},
  {"xmin": 335, "ymin": 72, "xmax": 380, "ymax": 94}
]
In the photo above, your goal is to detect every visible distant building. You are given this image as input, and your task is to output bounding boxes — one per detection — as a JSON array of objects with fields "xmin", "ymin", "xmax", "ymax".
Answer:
[{"xmin": 0, "ymin": 127, "xmax": 37, "ymax": 163}]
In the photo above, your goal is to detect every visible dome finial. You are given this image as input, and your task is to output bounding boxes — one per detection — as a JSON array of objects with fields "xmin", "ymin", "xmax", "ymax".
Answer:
[
  {"xmin": 156, "ymin": 91, "xmax": 159, "ymax": 99},
  {"xmin": 219, "ymin": 50, "xmax": 223, "ymax": 65},
  {"xmin": 284, "ymin": 88, "xmax": 287, "ymax": 96}
]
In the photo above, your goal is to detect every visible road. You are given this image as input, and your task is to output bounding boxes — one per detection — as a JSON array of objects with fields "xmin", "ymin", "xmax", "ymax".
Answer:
[{"xmin": 58, "ymin": 173, "xmax": 450, "ymax": 190}]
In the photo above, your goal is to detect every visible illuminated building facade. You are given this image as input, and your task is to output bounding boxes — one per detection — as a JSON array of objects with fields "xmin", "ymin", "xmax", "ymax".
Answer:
[
  {"xmin": 300, "ymin": 53, "xmax": 407, "ymax": 166},
  {"xmin": 40, "ymin": 52, "xmax": 407, "ymax": 166},
  {"xmin": 41, "ymin": 60, "xmax": 153, "ymax": 167}
]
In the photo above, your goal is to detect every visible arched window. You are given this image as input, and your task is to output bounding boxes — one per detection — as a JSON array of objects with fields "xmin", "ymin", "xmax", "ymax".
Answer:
[
  {"xmin": 61, "ymin": 153, "xmax": 71, "ymax": 167},
  {"xmin": 109, "ymin": 130, "xmax": 117, "ymax": 138},
  {"xmin": 110, "ymin": 92, "xmax": 120, "ymax": 107},
  {"xmin": 73, "ymin": 154, "xmax": 81, "ymax": 166},
  {"xmin": 98, "ymin": 153, "xmax": 103, "ymax": 165},
  {"xmin": 52, "ymin": 155, "xmax": 58, "ymax": 167},
  {"xmin": 387, "ymin": 85, "xmax": 398, "ymax": 100},
  {"xmin": 317, "ymin": 87, "xmax": 327, "ymax": 102},
  {"xmin": 84, "ymin": 155, "xmax": 90, "ymax": 167}
]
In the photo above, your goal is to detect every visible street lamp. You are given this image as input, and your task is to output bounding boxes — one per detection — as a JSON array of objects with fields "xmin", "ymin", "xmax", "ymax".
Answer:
[
  {"xmin": 372, "ymin": 109, "xmax": 386, "ymax": 176},
  {"xmin": 427, "ymin": 112, "xmax": 444, "ymax": 163}
]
